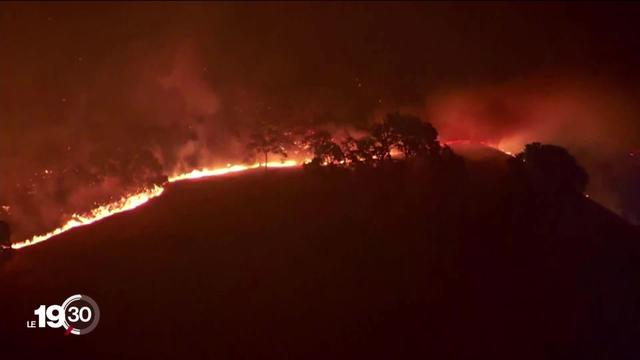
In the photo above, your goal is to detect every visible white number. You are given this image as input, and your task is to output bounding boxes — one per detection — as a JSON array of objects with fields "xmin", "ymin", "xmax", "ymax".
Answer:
[
  {"xmin": 46, "ymin": 305, "xmax": 65, "ymax": 328},
  {"xmin": 34, "ymin": 305, "xmax": 46, "ymax": 328},
  {"xmin": 68, "ymin": 306, "xmax": 92, "ymax": 322},
  {"xmin": 68, "ymin": 306, "xmax": 80, "ymax": 322},
  {"xmin": 79, "ymin": 307, "xmax": 92, "ymax": 322}
]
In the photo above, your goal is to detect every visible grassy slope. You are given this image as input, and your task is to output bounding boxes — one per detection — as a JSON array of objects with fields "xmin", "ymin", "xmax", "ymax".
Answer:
[{"xmin": 1, "ymin": 161, "xmax": 639, "ymax": 359}]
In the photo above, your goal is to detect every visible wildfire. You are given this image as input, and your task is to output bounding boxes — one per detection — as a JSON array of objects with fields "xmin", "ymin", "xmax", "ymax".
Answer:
[
  {"xmin": 10, "ymin": 186, "xmax": 165, "ymax": 250},
  {"xmin": 10, "ymin": 142, "xmax": 513, "ymax": 251},
  {"xmin": 168, "ymin": 160, "xmax": 298, "ymax": 182},
  {"xmin": 11, "ymin": 160, "xmax": 300, "ymax": 250}
]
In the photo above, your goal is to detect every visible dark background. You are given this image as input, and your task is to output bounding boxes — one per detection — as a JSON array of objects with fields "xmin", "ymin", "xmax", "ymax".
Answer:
[{"xmin": 2, "ymin": 2, "xmax": 640, "ymax": 238}]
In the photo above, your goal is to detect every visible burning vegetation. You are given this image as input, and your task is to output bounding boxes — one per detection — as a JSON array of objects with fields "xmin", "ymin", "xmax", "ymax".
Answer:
[
  {"xmin": 2, "ymin": 4, "xmax": 640, "ymax": 358},
  {"xmin": 4, "ymin": 111, "xmax": 593, "ymax": 250}
]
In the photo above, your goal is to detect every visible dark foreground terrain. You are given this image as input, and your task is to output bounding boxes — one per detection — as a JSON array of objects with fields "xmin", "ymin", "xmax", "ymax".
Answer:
[{"xmin": 1, "ymin": 155, "xmax": 639, "ymax": 359}]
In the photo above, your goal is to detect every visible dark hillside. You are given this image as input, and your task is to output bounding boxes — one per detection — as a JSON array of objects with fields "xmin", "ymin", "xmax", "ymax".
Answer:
[{"xmin": 1, "ymin": 163, "xmax": 638, "ymax": 359}]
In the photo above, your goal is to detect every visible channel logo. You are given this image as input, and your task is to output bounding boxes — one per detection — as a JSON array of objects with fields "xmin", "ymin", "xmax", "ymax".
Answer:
[{"xmin": 27, "ymin": 294, "xmax": 100, "ymax": 335}]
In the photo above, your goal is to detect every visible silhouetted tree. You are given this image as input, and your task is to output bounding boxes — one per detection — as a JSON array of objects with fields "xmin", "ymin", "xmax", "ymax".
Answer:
[
  {"xmin": 342, "ymin": 136, "xmax": 376, "ymax": 167},
  {"xmin": 384, "ymin": 112, "xmax": 440, "ymax": 158},
  {"xmin": 246, "ymin": 125, "xmax": 289, "ymax": 169},
  {"xmin": 302, "ymin": 130, "xmax": 345, "ymax": 166},
  {"xmin": 439, "ymin": 145, "xmax": 465, "ymax": 169},
  {"xmin": 370, "ymin": 120, "xmax": 397, "ymax": 163},
  {"xmin": 509, "ymin": 142, "xmax": 588, "ymax": 196},
  {"xmin": 294, "ymin": 114, "xmax": 444, "ymax": 171},
  {"xmin": 0, "ymin": 221, "xmax": 10, "ymax": 248},
  {"xmin": 369, "ymin": 113, "xmax": 440, "ymax": 162}
]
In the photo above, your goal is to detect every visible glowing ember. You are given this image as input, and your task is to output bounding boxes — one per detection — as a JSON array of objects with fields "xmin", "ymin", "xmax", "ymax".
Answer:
[{"xmin": 12, "ymin": 160, "xmax": 300, "ymax": 250}]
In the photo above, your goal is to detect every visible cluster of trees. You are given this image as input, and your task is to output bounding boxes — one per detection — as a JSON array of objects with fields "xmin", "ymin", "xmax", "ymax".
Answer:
[
  {"xmin": 246, "ymin": 112, "xmax": 589, "ymax": 198},
  {"xmin": 508, "ymin": 142, "xmax": 588, "ymax": 197},
  {"xmin": 0, "ymin": 115, "xmax": 592, "ymax": 250},
  {"xmin": 246, "ymin": 112, "xmax": 460, "ymax": 170}
]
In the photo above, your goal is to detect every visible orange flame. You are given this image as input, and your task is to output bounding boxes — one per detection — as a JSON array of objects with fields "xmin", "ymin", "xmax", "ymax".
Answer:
[
  {"xmin": 168, "ymin": 160, "xmax": 298, "ymax": 182},
  {"xmin": 11, "ymin": 185, "xmax": 165, "ymax": 249},
  {"xmin": 11, "ymin": 160, "xmax": 300, "ymax": 250},
  {"xmin": 10, "ymin": 143, "xmax": 513, "ymax": 250}
]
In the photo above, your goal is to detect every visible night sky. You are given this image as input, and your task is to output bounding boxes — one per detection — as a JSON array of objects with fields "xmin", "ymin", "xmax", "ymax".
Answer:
[{"xmin": 2, "ymin": 2, "xmax": 640, "ymax": 233}]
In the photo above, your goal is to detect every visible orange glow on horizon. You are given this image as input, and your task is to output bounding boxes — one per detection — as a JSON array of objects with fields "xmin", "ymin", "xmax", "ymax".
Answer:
[{"xmin": 442, "ymin": 139, "xmax": 515, "ymax": 157}]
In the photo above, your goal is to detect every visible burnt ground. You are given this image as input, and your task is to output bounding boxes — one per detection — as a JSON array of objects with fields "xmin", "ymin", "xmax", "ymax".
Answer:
[{"xmin": 1, "ymin": 155, "xmax": 639, "ymax": 359}]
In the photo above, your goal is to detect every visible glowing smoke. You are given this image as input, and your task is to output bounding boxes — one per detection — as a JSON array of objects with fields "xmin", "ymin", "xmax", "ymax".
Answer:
[{"xmin": 426, "ymin": 73, "xmax": 640, "ymax": 217}]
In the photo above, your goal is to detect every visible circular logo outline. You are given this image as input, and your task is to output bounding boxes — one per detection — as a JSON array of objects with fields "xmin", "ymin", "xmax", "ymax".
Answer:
[{"xmin": 61, "ymin": 294, "xmax": 100, "ymax": 335}]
